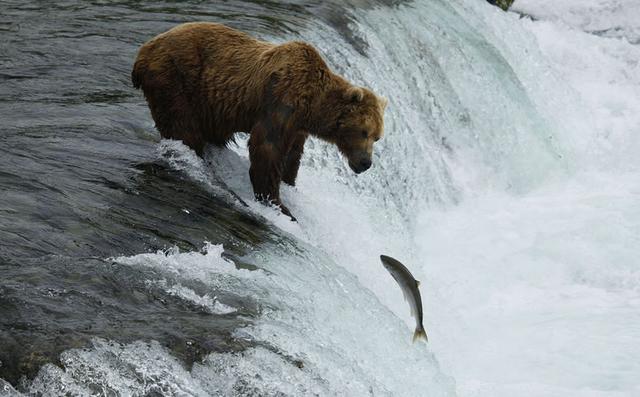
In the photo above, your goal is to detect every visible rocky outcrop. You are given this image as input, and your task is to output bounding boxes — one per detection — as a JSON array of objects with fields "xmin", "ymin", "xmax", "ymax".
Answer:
[{"xmin": 486, "ymin": 0, "xmax": 514, "ymax": 11}]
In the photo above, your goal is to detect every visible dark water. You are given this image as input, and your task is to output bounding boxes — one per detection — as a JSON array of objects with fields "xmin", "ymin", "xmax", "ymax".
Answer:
[{"xmin": 0, "ymin": 0, "xmax": 391, "ymax": 387}]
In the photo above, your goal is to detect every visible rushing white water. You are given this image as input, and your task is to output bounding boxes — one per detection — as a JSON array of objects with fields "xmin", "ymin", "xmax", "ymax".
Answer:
[
  {"xmin": 280, "ymin": 0, "xmax": 640, "ymax": 395},
  {"xmin": 23, "ymin": 0, "xmax": 640, "ymax": 395}
]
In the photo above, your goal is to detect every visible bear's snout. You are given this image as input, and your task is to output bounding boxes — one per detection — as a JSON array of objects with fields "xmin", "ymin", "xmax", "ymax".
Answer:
[{"xmin": 349, "ymin": 157, "xmax": 372, "ymax": 174}]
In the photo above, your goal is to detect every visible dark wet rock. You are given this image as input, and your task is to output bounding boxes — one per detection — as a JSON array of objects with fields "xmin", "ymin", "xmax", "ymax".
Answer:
[{"xmin": 486, "ymin": 0, "xmax": 514, "ymax": 11}]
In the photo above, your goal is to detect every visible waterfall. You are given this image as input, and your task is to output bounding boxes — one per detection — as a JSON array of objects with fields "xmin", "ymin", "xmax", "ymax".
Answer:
[{"xmin": 13, "ymin": 0, "xmax": 639, "ymax": 395}]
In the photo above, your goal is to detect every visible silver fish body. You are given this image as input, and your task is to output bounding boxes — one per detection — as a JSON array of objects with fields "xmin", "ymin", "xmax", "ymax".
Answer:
[{"xmin": 380, "ymin": 254, "xmax": 428, "ymax": 342}]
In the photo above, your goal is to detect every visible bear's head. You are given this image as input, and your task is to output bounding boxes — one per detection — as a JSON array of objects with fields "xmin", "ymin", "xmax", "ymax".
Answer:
[{"xmin": 323, "ymin": 86, "xmax": 387, "ymax": 174}]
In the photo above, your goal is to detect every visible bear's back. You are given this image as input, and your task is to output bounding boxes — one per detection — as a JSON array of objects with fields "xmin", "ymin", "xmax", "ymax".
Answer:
[{"xmin": 132, "ymin": 23, "xmax": 342, "ymax": 150}]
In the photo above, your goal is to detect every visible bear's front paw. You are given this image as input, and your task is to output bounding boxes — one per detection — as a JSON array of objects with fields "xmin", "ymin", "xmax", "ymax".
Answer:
[
  {"xmin": 282, "ymin": 177, "xmax": 296, "ymax": 187},
  {"xmin": 256, "ymin": 195, "xmax": 297, "ymax": 222},
  {"xmin": 277, "ymin": 203, "xmax": 297, "ymax": 222}
]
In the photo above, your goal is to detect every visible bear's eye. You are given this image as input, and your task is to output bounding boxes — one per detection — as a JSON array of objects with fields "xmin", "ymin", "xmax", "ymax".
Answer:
[{"xmin": 361, "ymin": 130, "xmax": 368, "ymax": 139}]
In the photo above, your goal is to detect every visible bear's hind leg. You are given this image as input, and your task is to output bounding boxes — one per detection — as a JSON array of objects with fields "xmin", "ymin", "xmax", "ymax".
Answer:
[{"xmin": 146, "ymin": 89, "xmax": 207, "ymax": 156}]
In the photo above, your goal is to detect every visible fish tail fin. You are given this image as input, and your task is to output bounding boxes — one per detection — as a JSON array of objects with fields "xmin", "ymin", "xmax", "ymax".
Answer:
[{"xmin": 412, "ymin": 328, "xmax": 428, "ymax": 343}]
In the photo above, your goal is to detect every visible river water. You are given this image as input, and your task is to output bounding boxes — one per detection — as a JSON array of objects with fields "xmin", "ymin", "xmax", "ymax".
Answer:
[{"xmin": 1, "ymin": 0, "xmax": 639, "ymax": 396}]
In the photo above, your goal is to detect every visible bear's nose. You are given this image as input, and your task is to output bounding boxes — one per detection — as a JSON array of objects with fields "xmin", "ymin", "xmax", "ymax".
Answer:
[{"xmin": 359, "ymin": 158, "xmax": 372, "ymax": 171}]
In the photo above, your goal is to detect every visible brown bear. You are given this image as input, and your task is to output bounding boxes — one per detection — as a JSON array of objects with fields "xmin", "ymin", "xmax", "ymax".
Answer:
[{"xmin": 132, "ymin": 22, "xmax": 386, "ymax": 219}]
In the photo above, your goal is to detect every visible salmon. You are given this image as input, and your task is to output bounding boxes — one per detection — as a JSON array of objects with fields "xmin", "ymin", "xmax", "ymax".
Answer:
[{"xmin": 380, "ymin": 255, "xmax": 428, "ymax": 342}]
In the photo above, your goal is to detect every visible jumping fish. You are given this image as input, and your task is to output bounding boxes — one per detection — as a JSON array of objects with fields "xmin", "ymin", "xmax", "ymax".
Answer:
[{"xmin": 380, "ymin": 254, "xmax": 428, "ymax": 342}]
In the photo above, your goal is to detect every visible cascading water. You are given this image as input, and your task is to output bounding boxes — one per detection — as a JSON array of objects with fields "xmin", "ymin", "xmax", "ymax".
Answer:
[{"xmin": 2, "ymin": 0, "xmax": 639, "ymax": 396}]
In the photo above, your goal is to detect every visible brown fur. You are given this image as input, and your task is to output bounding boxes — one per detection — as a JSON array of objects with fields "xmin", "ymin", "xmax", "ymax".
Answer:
[{"xmin": 132, "ymin": 22, "xmax": 386, "ymax": 218}]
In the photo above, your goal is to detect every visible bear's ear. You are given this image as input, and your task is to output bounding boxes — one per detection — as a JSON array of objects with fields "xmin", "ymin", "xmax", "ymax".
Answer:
[
  {"xmin": 344, "ymin": 86, "xmax": 364, "ymax": 103},
  {"xmin": 378, "ymin": 96, "xmax": 388, "ymax": 110}
]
